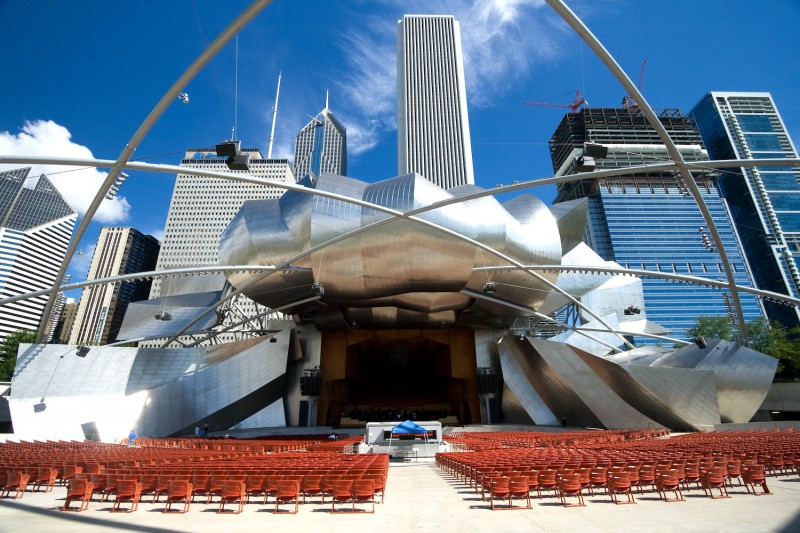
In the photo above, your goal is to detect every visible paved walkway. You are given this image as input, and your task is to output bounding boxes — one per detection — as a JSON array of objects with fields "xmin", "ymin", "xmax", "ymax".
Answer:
[{"xmin": 1, "ymin": 459, "xmax": 799, "ymax": 532}]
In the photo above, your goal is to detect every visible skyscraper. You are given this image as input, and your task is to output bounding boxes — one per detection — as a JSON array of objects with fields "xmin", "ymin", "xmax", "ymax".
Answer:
[
  {"xmin": 397, "ymin": 14, "xmax": 474, "ymax": 189},
  {"xmin": 68, "ymin": 227, "xmax": 160, "ymax": 345},
  {"xmin": 692, "ymin": 92, "xmax": 800, "ymax": 328},
  {"xmin": 550, "ymin": 108, "xmax": 764, "ymax": 342},
  {"xmin": 146, "ymin": 148, "xmax": 295, "ymax": 345},
  {"xmin": 293, "ymin": 100, "xmax": 347, "ymax": 179},
  {"xmin": 0, "ymin": 167, "xmax": 77, "ymax": 342}
]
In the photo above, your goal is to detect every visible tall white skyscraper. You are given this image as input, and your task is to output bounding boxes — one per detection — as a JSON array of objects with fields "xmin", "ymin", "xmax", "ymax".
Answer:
[
  {"xmin": 397, "ymin": 14, "xmax": 474, "ymax": 189},
  {"xmin": 145, "ymin": 149, "xmax": 295, "ymax": 345},
  {"xmin": 294, "ymin": 101, "xmax": 347, "ymax": 179},
  {"xmin": 0, "ymin": 168, "xmax": 76, "ymax": 342}
]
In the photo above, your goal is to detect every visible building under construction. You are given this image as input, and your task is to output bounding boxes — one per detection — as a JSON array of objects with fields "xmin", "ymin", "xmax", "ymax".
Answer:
[{"xmin": 549, "ymin": 107, "xmax": 765, "ymax": 342}]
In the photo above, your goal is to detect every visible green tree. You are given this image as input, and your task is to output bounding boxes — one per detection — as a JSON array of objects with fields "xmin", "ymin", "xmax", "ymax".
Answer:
[
  {"xmin": 686, "ymin": 316, "xmax": 800, "ymax": 378},
  {"xmin": 686, "ymin": 316, "xmax": 734, "ymax": 341},
  {"xmin": 0, "ymin": 330, "xmax": 37, "ymax": 381},
  {"xmin": 744, "ymin": 319, "xmax": 800, "ymax": 377}
]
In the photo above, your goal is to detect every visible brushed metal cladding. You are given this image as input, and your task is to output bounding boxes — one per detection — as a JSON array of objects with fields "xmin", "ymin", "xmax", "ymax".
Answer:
[
  {"xmin": 9, "ymin": 328, "xmax": 293, "ymax": 441},
  {"xmin": 663, "ymin": 340, "xmax": 778, "ymax": 423},
  {"xmin": 498, "ymin": 336, "xmax": 603, "ymax": 428},
  {"xmin": 550, "ymin": 198, "xmax": 589, "ymax": 255},
  {"xmin": 500, "ymin": 384, "xmax": 536, "ymax": 425},
  {"xmin": 498, "ymin": 339, "xmax": 559, "ymax": 425},
  {"xmin": 622, "ymin": 365, "xmax": 720, "ymax": 429},
  {"xmin": 551, "ymin": 313, "xmax": 621, "ymax": 356},
  {"xmin": 462, "ymin": 192, "xmax": 561, "ymax": 320},
  {"xmin": 524, "ymin": 337, "xmax": 661, "ymax": 429},
  {"xmin": 117, "ymin": 291, "xmax": 222, "ymax": 340},
  {"xmin": 607, "ymin": 339, "xmax": 777, "ymax": 424},
  {"xmin": 576, "ymin": 350, "xmax": 716, "ymax": 431},
  {"xmin": 219, "ymin": 173, "xmax": 564, "ymax": 329},
  {"xmin": 537, "ymin": 243, "xmax": 617, "ymax": 316}
]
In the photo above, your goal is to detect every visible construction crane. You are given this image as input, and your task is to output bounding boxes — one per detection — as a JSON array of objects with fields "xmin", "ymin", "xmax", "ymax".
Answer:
[
  {"xmin": 622, "ymin": 59, "xmax": 647, "ymax": 109},
  {"xmin": 524, "ymin": 89, "xmax": 587, "ymax": 112}
]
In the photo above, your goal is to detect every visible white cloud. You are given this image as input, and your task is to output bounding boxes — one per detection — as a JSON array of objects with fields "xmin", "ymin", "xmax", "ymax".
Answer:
[
  {"xmin": 0, "ymin": 120, "xmax": 131, "ymax": 224},
  {"xmin": 335, "ymin": 0, "xmax": 564, "ymax": 154}
]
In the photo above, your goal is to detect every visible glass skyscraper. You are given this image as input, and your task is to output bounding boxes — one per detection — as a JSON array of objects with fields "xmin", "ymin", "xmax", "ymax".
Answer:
[
  {"xmin": 293, "ymin": 103, "xmax": 347, "ymax": 180},
  {"xmin": 397, "ymin": 15, "xmax": 474, "ymax": 189},
  {"xmin": 551, "ymin": 108, "xmax": 764, "ymax": 343},
  {"xmin": 692, "ymin": 92, "xmax": 800, "ymax": 328}
]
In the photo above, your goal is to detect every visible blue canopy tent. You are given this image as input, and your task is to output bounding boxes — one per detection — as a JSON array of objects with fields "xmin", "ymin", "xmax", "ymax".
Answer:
[{"xmin": 387, "ymin": 420, "xmax": 431, "ymax": 459}]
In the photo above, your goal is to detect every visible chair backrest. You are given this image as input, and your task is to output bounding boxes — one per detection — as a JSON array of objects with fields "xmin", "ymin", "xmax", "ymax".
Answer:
[
  {"xmin": 302, "ymin": 475, "xmax": 323, "ymax": 490},
  {"xmin": 276, "ymin": 480, "xmax": 298, "ymax": 495},
  {"xmin": 117, "ymin": 479, "xmax": 138, "ymax": 496},
  {"xmin": 657, "ymin": 473, "xmax": 679, "ymax": 489},
  {"xmin": 332, "ymin": 479, "xmax": 353, "ymax": 495},
  {"xmin": 559, "ymin": 473, "xmax": 581, "ymax": 491},
  {"xmin": 67, "ymin": 478, "xmax": 87, "ymax": 494},
  {"xmin": 168, "ymin": 480, "xmax": 191, "ymax": 498},
  {"xmin": 352, "ymin": 480, "xmax": 374, "ymax": 497},
  {"xmin": 222, "ymin": 480, "xmax": 245, "ymax": 494}
]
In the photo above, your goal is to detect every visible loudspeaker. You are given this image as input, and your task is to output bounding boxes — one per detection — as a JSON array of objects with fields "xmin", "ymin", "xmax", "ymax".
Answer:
[{"xmin": 693, "ymin": 336, "xmax": 707, "ymax": 349}]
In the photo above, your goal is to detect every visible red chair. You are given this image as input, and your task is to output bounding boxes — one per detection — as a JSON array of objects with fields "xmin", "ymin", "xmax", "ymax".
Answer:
[
  {"xmin": 488, "ymin": 477, "xmax": 511, "ymax": 510},
  {"xmin": 509, "ymin": 476, "xmax": 531, "ymax": 509},
  {"xmin": 683, "ymin": 464, "xmax": 702, "ymax": 491},
  {"xmin": 218, "ymin": 480, "xmax": 246, "ymax": 514},
  {"xmin": 190, "ymin": 474, "xmax": 210, "ymax": 503},
  {"xmin": 163, "ymin": 480, "xmax": 193, "ymax": 513},
  {"xmin": 352, "ymin": 480, "xmax": 376, "ymax": 513},
  {"xmin": 537, "ymin": 470, "xmax": 559, "ymax": 498},
  {"xmin": 558, "ymin": 473, "xmax": 585, "ymax": 508},
  {"xmin": 363, "ymin": 473, "xmax": 386, "ymax": 503},
  {"xmin": 274, "ymin": 480, "xmax": 300, "ymax": 514},
  {"xmin": 655, "ymin": 472, "xmax": 684, "ymax": 502},
  {"xmin": 1, "ymin": 471, "xmax": 30, "ymax": 499},
  {"xmin": 588, "ymin": 468, "xmax": 608, "ymax": 496},
  {"xmin": 60, "ymin": 464, "xmax": 83, "ymax": 486},
  {"xmin": 742, "ymin": 465, "xmax": 771, "ymax": 496},
  {"xmin": 111, "ymin": 480, "xmax": 142, "ymax": 512},
  {"xmin": 638, "ymin": 466, "xmax": 657, "ymax": 493},
  {"xmin": 32, "ymin": 467, "xmax": 58, "ymax": 492},
  {"xmin": 60, "ymin": 478, "xmax": 94, "ymax": 511},
  {"xmin": 263, "ymin": 475, "xmax": 281, "ymax": 504},
  {"xmin": 608, "ymin": 472, "xmax": 636, "ymax": 504},
  {"xmin": 726, "ymin": 460, "xmax": 743, "ymax": 487},
  {"xmin": 152, "ymin": 473, "xmax": 172, "ymax": 503},
  {"xmin": 245, "ymin": 474, "xmax": 266, "ymax": 504},
  {"xmin": 331, "ymin": 479, "xmax": 354, "ymax": 513},
  {"xmin": 301, "ymin": 475, "xmax": 324, "ymax": 504},
  {"xmin": 701, "ymin": 467, "xmax": 730, "ymax": 499}
]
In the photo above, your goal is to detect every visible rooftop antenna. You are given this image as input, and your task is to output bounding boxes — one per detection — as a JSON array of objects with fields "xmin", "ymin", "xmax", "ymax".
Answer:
[
  {"xmin": 267, "ymin": 72, "xmax": 282, "ymax": 159},
  {"xmin": 324, "ymin": 90, "xmax": 329, "ymax": 112},
  {"xmin": 232, "ymin": 34, "xmax": 239, "ymax": 141}
]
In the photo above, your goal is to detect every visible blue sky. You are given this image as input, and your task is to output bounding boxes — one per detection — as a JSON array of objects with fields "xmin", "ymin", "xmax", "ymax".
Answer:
[{"xmin": 1, "ymin": 0, "xmax": 799, "ymax": 299}]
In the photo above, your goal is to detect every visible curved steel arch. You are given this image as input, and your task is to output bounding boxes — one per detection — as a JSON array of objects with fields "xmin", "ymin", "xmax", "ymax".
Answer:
[
  {"xmin": 1, "ymin": 0, "xmax": 796, "ymax": 347},
  {"xmin": 31, "ymin": 0, "xmax": 274, "ymax": 342}
]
